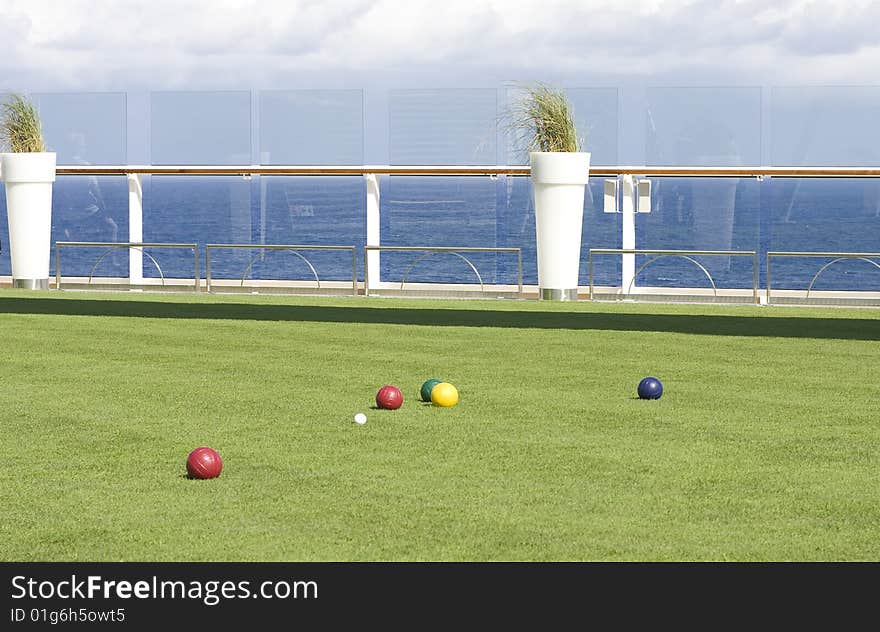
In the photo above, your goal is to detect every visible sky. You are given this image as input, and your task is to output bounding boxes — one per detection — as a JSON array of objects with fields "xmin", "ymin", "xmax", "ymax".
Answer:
[
  {"xmin": 2, "ymin": 0, "xmax": 880, "ymax": 91},
  {"xmin": 3, "ymin": 0, "xmax": 880, "ymax": 166}
]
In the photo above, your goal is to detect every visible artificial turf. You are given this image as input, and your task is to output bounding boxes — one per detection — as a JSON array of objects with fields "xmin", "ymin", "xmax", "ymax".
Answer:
[{"xmin": 0, "ymin": 289, "xmax": 877, "ymax": 561}]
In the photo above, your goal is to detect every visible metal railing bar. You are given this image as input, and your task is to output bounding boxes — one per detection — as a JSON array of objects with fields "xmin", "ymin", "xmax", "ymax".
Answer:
[
  {"xmin": 204, "ymin": 244, "xmax": 357, "ymax": 295},
  {"xmin": 400, "ymin": 252, "xmax": 485, "ymax": 292},
  {"xmin": 588, "ymin": 248, "xmax": 758, "ymax": 304},
  {"xmin": 55, "ymin": 241, "xmax": 199, "ymax": 292},
  {"xmin": 364, "ymin": 246, "xmax": 522, "ymax": 297},
  {"xmin": 367, "ymin": 246, "xmax": 522, "ymax": 253},
  {"xmin": 87, "ymin": 247, "xmax": 166, "ymax": 286},
  {"xmin": 591, "ymin": 249, "xmax": 754, "ymax": 256},
  {"xmin": 626, "ymin": 255, "xmax": 718, "ymax": 297},
  {"xmin": 766, "ymin": 251, "xmax": 880, "ymax": 304},
  {"xmin": 240, "ymin": 250, "xmax": 321, "ymax": 288},
  {"xmin": 56, "ymin": 241, "xmax": 197, "ymax": 248},
  {"xmin": 806, "ymin": 258, "xmax": 880, "ymax": 298},
  {"xmin": 767, "ymin": 251, "xmax": 880, "ymax": 258}
]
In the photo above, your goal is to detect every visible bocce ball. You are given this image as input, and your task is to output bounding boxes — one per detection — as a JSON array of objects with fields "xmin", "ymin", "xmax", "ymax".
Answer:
[
  {"xmin": 186, "ymin": 446, "xmax": 223, "ymax": 479},
  {"xmin": 376, "ymin": 385, "xmax": 404, "ymax": 410},
  {"xmin": 431, "ymin": 382, "xmax": 459, "ymax": 407},
  {"xmin": 637, "ymin": 376, "xmax": 663, "ymax": 400},
  {"xmin": 420, "ymin": 378, "xmax": 443, "ymax": 402}
]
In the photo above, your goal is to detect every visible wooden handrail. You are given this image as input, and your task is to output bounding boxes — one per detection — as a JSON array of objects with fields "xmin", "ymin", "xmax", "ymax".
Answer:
[{"xmin": 53, "ymin": 165, "xmax": 880, "ymax": 177}]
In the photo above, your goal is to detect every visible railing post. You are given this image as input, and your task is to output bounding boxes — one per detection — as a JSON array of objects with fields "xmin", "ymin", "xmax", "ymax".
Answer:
[
  {"xmin": 621, "ymin": 174, "xmax": 636, "ymax": 293},
  {"xmin": 127, "ymin": 173, "xmax": 144, "ymax": 286},
  {"xmin": 365, "ymin": 173, "xmax": 381, "ymax": 293}
]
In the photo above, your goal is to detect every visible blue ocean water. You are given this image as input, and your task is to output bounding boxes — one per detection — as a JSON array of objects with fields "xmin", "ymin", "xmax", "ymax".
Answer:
[{"xmin": 2, "ymin": 175, "xmax": 880, "ymax": 292}]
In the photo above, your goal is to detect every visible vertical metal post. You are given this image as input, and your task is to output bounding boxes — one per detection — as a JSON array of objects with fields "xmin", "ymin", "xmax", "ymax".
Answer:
[
  {"xmin": 363, "ymin": 247, "xmax": 371, "ymax": 297},
  {"xmin": 193, "ymin": 246, "xmax": 200, "ymax": 293},
  {"xmin": 517, "ymin": 249, "xmax": 523, "ymax": 298},
  {"xmin": 588, "ymin": 250, "xmax": 594, "ymax": 300},
  {"xmin": 621, "ymin": 174, "xmax": 636, "ymax": 293},
  {"xmin": 753, "ymin": 252, "xmax": 759, "ymax": 304},
  {"xmin": 365, "ymin": 173, "xmax": 381, "ymax": 294},
  {"xmin": 127, "ymin": 173, "xmax": 144, "ymax": 286},
  {"xmin": 351, "ymin": 247, "xmax": 358, "ymax": 296},
  {"xmin": 54, "ymin": 243, "xmax": 61, "ymax": 290}
]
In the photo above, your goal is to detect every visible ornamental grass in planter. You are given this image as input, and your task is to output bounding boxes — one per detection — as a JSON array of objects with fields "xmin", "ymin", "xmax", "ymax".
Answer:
[
  {"xmin": 1, "ymin": 92, "xmax": 56, "ymax": 289},
  {"xmin": 506, "ymin": 83, "xmax": 590, "ymax": 301}
]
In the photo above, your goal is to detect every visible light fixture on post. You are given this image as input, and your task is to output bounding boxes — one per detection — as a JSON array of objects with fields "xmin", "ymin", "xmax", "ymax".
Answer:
[{"xmin": 604, "ymin": 174, "xmax": 651, "ymax": 294}]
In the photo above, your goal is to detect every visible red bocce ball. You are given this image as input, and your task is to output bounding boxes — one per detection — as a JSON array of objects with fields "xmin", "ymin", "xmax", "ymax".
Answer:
[
  {"xmin": 186, "ymin": 446, "xmax": 223, "ymax": 479},
  {"xmin": 376, "ymin": 385, "xmax": 404, "ymax": 410}
]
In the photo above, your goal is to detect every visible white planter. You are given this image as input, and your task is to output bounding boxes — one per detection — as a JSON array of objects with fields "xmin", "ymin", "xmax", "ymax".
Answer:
[
  {"xmin": 2, "ymin": 152, "xmax": 56, "ymax": 289},
  {"xmin": 530, "ymin": 151, "xmax": 591, "ymax": 300}
]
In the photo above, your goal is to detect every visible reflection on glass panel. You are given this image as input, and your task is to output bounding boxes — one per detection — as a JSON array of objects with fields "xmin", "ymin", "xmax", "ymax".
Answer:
[
  {"xmin": 771, "ymin": 87, "xmax": 880, "ymax": 166},
  {"xmin": 379, "ymin": 175, "xmax": 618, "ymax": 286},
  {"xmin": 646, "ymin": 87, "xmax": 761, "ymax": 166},
  {"xmin": 51, "ymin": 175, "xmax": 130, "ymax": 277},
  {"xmin": 389, "ymin": 89, "xmax": 496, "ymax": 165},
  {"xmin": 381, "ymin": 177, "xmax": 500, "ymax": 281},
  {"xmin": 378, "ymin": 249, "xmax": 524, "ymax": 288},
  {"xmin": 769, "ymin": 178, "xmax": 880, "ymax": 291},
  {"xmin": 144, "ymin": 176, "xmax": 253, "ymax": 277},
  {"xmin": 634, "ymin": 177, "xmax": 761, "ymax": 289},
  {"xmin": 257, "ymin": 176, "xmax": 365, "ymax": 280},
  {"xmin": 581, "ymin": 178, "xmax": 622, "ymax": 286},
  {"xmin": 151, "ymin": 91, "xmax": 251, "ymax": 165},
  {"xmin": 381, "ymin": 177, "xmax": 496, "ymax": 248},
  {"xmin": 34, "ymin": 92, "xmax": 127, "ymax": 165},
  {"xmin": 259, "ymin": 90, "xmax": 363, "ymax": 165},
  {"xmin": 504, "ymin": 87, "xmax": 618, "ymax": 166},
  {"xmin": 141, "ymin": 176, "xmax": 365, "ymax": 282},
  {"xmin": 497, "ymin": 176, "xmax": 536, "ymax": 284}
]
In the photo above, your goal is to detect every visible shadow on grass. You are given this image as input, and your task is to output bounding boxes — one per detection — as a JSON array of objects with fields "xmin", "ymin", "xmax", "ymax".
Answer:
[{"xmin": 0, "ymin": 296, "xmax": 877, "ymax": 340}]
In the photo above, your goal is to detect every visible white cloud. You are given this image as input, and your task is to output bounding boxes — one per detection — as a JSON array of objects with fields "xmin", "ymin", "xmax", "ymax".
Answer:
[{"xmin": 0, "ymin": 0, "xmax": 878, "ymax": 90}]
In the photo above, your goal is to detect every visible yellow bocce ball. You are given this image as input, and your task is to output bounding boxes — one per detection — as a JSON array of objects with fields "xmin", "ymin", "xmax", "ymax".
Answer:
[{"xmin": 431, "ymin": 382, "xmax": 459, "ymax": 407}]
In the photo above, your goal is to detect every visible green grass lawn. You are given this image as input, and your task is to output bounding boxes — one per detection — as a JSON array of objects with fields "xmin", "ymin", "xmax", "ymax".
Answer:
[{"xmin": 0, "ymin": 289, "xmax": 877, "ymax": 561}]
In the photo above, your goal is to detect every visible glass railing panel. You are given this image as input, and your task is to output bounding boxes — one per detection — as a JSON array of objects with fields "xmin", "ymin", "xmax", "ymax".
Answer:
[
  {"xmin": 34, "ymin": 92, "xmax": 127, "ymax": 165},
  {"xmin": 259, "ymin": 90, "xmax": 363, "ymax": 165},
  {"xmin": 500, "ymin": 176, "xmax": 621, "ymax": 287},
  {"xmin": 143, "ymin": 176, "xmax": 253, "ymax": 278},
  {"xmin": 51, "ymin": 175, "xmax": 130, "ymax": 277},
  {"xmin": 494, "ymin": 176, "xmax": 535, "ymax": 285},
  {"xmin": 139, "ymin": 175, "xmax": 365, "ymax": 283},
  {"xmin": 503, "ymin": 87, "xmax": 619, "ymax": 166},
  {"xmin": 376, "ymin": 248, "xmax": 522, "ymax": 290},
  {"xmin": 581, "ymin": 176, "xmax": 623, "ymax": 287},
  {"xmin": 389, "ymin": 89, "xmax": 497, "ymax": 165},
  {"xmin": 768, "ymin": 177, "xmax": 880, "ymax": 291},
  {"xmin": 380, "ymin": 176, "xmax": 501, "ymax": 282},
  {"xmin": 253, "ymin": 175, "xmax": 365, "ymax": 281},
  {"xmin": 771, "ymin": 87, "xmax": 880, "ymax": 166},
  {"xmin": 1, "ymin": 176, "xmax": 130, "ymax": 277},
  {"xmin": 379, "ymin": 175, "xmax": 618, "ymax": 287},
  {"xmin": 646, "ymin": 87, "xmax": 762, "ymax": 166},
  {"xmin": 633, "ymin": 177, "xmax": 761, "ymax": 289},
  {"xmin": 570, "ymin": 88, "xmax": 619, "ymax": 166},
  {"xmin": 150, "ymin": 91, "xmax": 251, "ymax": 165}
]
